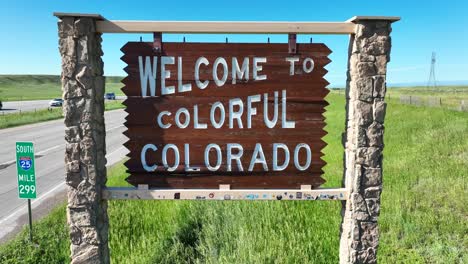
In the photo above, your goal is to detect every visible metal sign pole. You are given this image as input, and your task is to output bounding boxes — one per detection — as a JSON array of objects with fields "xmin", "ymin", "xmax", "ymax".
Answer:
[{"xmin": 27, "ymin": 199, "xmax": 33, "ymax": 242}]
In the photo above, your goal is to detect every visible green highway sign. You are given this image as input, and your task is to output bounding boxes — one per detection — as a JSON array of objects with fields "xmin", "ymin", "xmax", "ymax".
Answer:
[{"xmin": 15, "ymin": 142, "xmax": 37, "ymax": 199}]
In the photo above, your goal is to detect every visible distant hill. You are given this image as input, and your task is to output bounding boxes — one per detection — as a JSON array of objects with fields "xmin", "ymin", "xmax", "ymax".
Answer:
[{"xmin": 0, "ymin": 75, "xmax": 124, "ymax": 101}]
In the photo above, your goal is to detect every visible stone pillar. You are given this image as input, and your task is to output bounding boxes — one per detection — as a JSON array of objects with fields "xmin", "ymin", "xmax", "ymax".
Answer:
[
  {"xmin": 340, "ymin": 17, "xmax": 399, "ymax": 264},
  {"xmin": 56, "ymin": 13, "xmax": 109, "ymax": 264}
]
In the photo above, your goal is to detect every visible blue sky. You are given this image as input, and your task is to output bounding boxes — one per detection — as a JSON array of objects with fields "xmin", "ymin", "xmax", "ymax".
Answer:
[{"xmin": 0, "ymin": 0, "xmax": 466, "ymax": 87}]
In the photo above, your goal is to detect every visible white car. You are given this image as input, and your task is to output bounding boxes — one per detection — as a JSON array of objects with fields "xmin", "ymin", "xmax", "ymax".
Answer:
[{"xmin": 49, "ymin": 98, "xmax": 63, "ymax": 107}]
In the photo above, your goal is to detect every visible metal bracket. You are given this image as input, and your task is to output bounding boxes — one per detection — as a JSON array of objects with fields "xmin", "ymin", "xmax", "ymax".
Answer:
[
  {"xmin": 219, "ymin": 184, "xmax": 230, "ymax": 190},
  {"xmin": 288, "ymin": 33, "xmax": 297, "ymax": 54},
  {"xmin": 137, "ymin": 184, "xmax": 149, "ymax": 190},
  {"xmin": 153, "ymin": 32, "xmax": 162, "ymax": 53}
]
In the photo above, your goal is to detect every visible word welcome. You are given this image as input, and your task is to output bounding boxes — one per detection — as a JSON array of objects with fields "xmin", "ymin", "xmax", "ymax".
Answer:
[{"xmin": 138, "ymin": 56, "xmax": 315, "ymax": 96}]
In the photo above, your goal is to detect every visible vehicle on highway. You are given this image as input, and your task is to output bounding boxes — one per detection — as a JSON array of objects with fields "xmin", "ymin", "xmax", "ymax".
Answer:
[
  {"xmin": 49, "ymin": 98, "xmax": 63, "ymax": 107},
  {"xmin": 105, "ymin": 92, "xmax": 116, "ymax": 100},
  {"xmin": 0, "ymin": 100, "xmax": 2, "ymax": 110}
]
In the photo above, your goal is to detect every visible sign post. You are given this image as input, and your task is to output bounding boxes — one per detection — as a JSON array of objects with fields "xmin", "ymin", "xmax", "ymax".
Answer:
[
  {"xmin": 55, "ymin": 13, "xmax": 398, "ymax": 263},
  {"xmin": 15, "ymin": 141, "xmax": 37, "ymax": 241}
]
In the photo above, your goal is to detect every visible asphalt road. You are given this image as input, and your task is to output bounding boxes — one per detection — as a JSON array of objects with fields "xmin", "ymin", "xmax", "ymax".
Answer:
[
  {"xmin": 0, "ymin": 109, "xmax": 127, "ymax": 242},
  {"xmin": 0, "ymin": 97, "xmax": 126, "ymax": 115},
  {"xmin": 0, "ymin": 100, "xmax": 52, "ymax": 114}
]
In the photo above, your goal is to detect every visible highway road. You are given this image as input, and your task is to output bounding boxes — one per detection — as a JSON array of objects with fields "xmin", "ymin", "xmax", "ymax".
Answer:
[
  {"xmin": 0, "ymin": 100, "xmax": 52, "ymax": 114},
  {"xmin": 0, "ymin": 97, "xmax": 126, "ymax": 115},
  {"xmin": 0, "ymin": 109, "xmax": 127, "ymax": 242}
]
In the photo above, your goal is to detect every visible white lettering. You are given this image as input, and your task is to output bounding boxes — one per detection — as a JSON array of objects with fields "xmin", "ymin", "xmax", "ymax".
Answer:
[
  {"xmin": 141, "ymin": 144, "xmax": 157, "ymax": 172},
  {"xmin": 229, "ymin": 98, "xmax": 244, "ymax": 129},
  {"xmin": 294, "ymin": 143, "xmax": 311, "ymax": 171},
  {"xmin": 213, "ymin": 57, "xmax": 228, "ymax": 86},
  {"xmin": 162, "ymin": 144, "xmax": 179, "ymax": 171},
  {"xmin": 249, "ymin": 143, "xmax": 268, "ymax": 171},
  {"xmin": 178, "ymin": 57, "xmax": 192, "ymax": 93},
  {"xmin": 264, "ymin": 91, "xmax": 279, "ymax": 128},
  {"xmin": 273, "ymin": 143, "xmax": 289, "ymax": 171},
  {"xmin": 281, "ymin": 90, "xmax": 295, "ymax": 128},
  {"xmin": 157, "ymin": 111, "xmax": 172, "ymax": 129},
  {"xmin": 161, "ymin": 56, "xmax": 175, "ymax": 95},
  {"xmin": 195, "ymin": 57, "xmax": 209, "ymax": 89},
  {"xmin": 205, "ymin": 143, "xmax": 222, "ymax": 171},
  {"xmin": 232, "ymin": 57, "xmax": 249, "ymax": 84},
  {"xmin": 193, "ymin": 105, "xmax": 207, "ymax": 129},
  {"xmin": 227, "ymin": 143, "xmax": 244, "ymax": 171},
  {"xmin": 285, "ymin": 57, "xmax": 299, "ymax": 76},
  {"xmin": 175, "ymin": 108, "xmax": 190, "ymax": 128},
  {"xmin": 247, "ymin": 94, "xmax": 261, "ymax": 128},
  {"xmin": 138, "ymin": 56, "xmax": 157, "ymax": 97},
  {"xmin": 303, "ymin": 57, "xmax": 314, "ymax": 73},
  {"xmin": 210, "ymin": 101, "xmax": 225, "ymax": 129},
  {"xmin": 253, "ymin": 57, "xmax": 267, "ymax": 81}
]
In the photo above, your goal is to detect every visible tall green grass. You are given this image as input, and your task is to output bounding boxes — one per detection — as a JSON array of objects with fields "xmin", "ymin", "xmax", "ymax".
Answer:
[
  {"xmin": 0, "ymin": 101, "xmax": 124, "ymax": 129},
  {"xmin": 0, "ymin": 93, "xmax": 466, "ymax": 263},
  {"xmin": 0, "ymin": 75, "xmax": 124, "ymax": 101}
]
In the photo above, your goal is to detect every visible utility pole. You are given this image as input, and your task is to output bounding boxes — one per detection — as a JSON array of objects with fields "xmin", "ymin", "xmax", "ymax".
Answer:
[{"xmin": 427, "ymin": 52, "xmax": 437, "ymax": 88}]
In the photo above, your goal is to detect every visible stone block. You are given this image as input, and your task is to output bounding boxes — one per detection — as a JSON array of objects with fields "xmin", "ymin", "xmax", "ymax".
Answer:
[
  {"xmin": 360, "ymin": 222, "xmax": 379, "ymax": 249},
  {"xmin": 59, "ymin": 36, "xmax": 76, "ymax": 57},
  {"xmin": 64, "ymin": 80, "xmax": 85, "ymax": 99},
  {"xmin": 67, "ymin": 186, "xmax": 91, "ymax": 207},
  {"xmin": 366, "ymin": 198, "xmax": 380, "ymax": 217},
  {"xmin": 356, "ymin": 147, "xmax": 382, "ymax": 168},
  {"xmin": 373, "ymin": 76, "xmax": 386, "ymax": 98},
  {"xmin": 355, "ymin": 100, "xmax": 373, "ymax": 126},
  {"xmin": 58, "ymin": 17, "xmax": 75, "ymax": 38},
  {"xmin": 364, "ymin": 186, "xmax": 381, "ymax": 199},
  {"xmin": 357, "ymin": 62, "xmax": 376, "ymax": 77},
  {"xmin": 69, "ymin": 225, "xmax": 82, "ymax": 245},
  {"xmin": 373, "ymin": 100, "xmax": 386, "ymax": 124},
  {"xmin": 67, "ymin": 160, "xmax": 81, "ymax": 173},
  {"xmin": 66, "ymin": 172, "xmax": 83, "ymax": 189},
  {"xmin": 375, "ymin": 55, "xmax": 387, "ymax": 75},
  {"xmin": 76, "ymin": 65, "xmax": 94, "ymax": 89},
  {"xmin": 362, "ymin": 167, "xmax": 382, "ymax": 187},
  {"xmin": 61, "ymin": 56, "xmax": 77, "ymax": 79},
  {"xmin": 74, "ymin": 18, "xmax": 95, "ymax": 37},
  {"xmin": 359, "ymin": 54, "xmax": 375, "ymax": 62},
  {"xmin": 366, "ymin": 122, "xmax": 384, "ymax": 147},
  {"xmin": 356, "ymin": 77, "xmax": 374, "ymax": 102},
  {"xmin": 69, "ymin": 207, "xmax": 95, "ymax": 227},
  {"xmin": 71, "ymin": 244, "xmax": 100, "ymax": 264}
]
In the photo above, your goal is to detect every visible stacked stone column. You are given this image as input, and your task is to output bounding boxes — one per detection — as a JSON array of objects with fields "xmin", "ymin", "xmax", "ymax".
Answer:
[
  {"xmin": 56, "ymin": 14, "xmax": 109, "ymax": 264},
  {"xmin": 339, "ymin": 17, "xmax": 398, "ymax": 264}
]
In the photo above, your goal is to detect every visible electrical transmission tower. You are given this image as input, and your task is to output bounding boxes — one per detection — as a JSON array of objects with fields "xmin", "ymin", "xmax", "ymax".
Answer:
[{"xmin": 427, "ymin": 52, "xmax": 437, "ymax": 88}]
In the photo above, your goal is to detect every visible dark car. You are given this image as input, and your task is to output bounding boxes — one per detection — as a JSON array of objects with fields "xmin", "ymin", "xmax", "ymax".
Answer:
[
  {"xmin": 49, "ymin": 98, "xmax": 63, "ymax": 107},
  {"xmin": 0, "ymin": 100, "xmax": 2, "ymax": 110},
  {"xmin": 105, "ymin": 93, "xmax": 116, "ymax": 100}
]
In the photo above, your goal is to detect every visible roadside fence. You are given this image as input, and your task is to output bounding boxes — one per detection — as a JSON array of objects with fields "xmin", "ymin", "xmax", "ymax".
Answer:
[{"xmin": 399, "ymin": 95, "xmax": 468, "ymax": 112}]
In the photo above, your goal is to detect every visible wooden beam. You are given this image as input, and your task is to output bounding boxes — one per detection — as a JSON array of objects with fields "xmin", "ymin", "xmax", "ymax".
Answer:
[
  {"xmin": 347, "ymin": 16, "xmax": 401, "ymax": 23},
  {"xmin": 96, "ymin": 20, "xmax": 356, "ymax": 34},
  {"xmin": 102, "ymin": 187, "xmax": 349, "ymax": 201}
]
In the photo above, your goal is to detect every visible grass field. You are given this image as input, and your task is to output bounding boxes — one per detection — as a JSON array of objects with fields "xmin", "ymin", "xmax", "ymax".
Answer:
[
  {"xmin": 0, "ymin": 75, "xmax": 124, "ymax": 101},
  {"xmin": 0, "ymin": 92, "xmax": 466, "ymax": 263},
  {"xmin": 0, "ymin": 100, "xmax": 124, "ymax": 129},
  {"xmin": 387, "ymin": 86, "xmax": 468, "ymax": 109}
]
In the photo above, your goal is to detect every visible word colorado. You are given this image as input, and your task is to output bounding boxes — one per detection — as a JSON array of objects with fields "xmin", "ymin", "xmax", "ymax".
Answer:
[{"xmin": 137, "ymin": 55, "xmax": 317, "ymax": 173}]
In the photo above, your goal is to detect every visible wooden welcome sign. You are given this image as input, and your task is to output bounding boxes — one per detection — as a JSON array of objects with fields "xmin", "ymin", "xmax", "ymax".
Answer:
[{"xmin": 121, "ymin": 42, "xmax": 331, "ymax": 189}]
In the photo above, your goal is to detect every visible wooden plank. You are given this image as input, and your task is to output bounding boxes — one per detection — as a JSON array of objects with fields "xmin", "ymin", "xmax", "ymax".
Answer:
[
  {"xmin": 347, "ymin": 16, "xmax": 400, "ymax": 22},
  {"xmin": 97, "ymin": 20, "xmax": 356, "ymax": 34},
  {"xmin": 103, "ymin": 187, "xmax": 349, "ymax": 200}
]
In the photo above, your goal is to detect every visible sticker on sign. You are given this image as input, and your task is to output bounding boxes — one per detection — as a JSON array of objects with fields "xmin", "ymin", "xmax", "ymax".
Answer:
[{"xmin": 15, "ymin": 142, "xmax": 37, "ymax": 199}]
